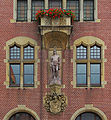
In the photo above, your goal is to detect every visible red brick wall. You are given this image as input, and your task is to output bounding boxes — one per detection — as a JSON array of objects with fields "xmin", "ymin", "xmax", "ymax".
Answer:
[{"xmin": 0, "ymin": 0, "xmax": 111, "ymax": 120}]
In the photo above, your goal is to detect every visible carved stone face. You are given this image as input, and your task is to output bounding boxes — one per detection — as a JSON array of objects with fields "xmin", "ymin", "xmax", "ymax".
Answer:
[{"xmin": 53, "ymin": 50, "xmax": 57, "ymax": 55}]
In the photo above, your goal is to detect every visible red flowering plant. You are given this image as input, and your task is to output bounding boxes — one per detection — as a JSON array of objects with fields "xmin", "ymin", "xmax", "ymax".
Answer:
[{"xmin": 35, "ymin": 8, "xmax": 75, "ymax": 20}]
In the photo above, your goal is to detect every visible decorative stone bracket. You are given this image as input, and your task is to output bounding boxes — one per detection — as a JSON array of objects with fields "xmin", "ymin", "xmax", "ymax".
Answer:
[{"xmin": 38, "ymin": 16, "xmax": 73, "ymax": 35}]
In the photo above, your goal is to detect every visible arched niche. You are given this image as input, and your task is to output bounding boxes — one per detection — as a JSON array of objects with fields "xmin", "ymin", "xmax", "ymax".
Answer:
[{"xmin": 42, "ymin": 31, "xmax": 69, "ymax": 50}]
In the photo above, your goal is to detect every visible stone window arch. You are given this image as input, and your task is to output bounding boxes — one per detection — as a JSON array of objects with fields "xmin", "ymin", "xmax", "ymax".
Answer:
[
  {"xmin": 71, "ymin": 36, "xmax": 107, "ymax": 88},
  {"xmin": 3, "ymin": 105, "xmax": 40, "ymax": 120},
  {"xmin": 70, "ymin": 104, "xmax": 107, "ymax": 120},
  {"xmin": 4, "ymin": 36, "xmax": 40, "ymax": 88}
]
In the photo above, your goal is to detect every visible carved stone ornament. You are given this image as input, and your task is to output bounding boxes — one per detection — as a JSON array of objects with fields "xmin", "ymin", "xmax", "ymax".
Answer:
[{"xmin": 43, "ymin": 93, "xmax": 67, "ymax": 114}]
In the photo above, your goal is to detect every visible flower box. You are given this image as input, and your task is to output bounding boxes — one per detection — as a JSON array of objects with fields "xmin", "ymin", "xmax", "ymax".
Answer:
[
  {"xmin": 40, "ymin": 16, "xmax": 71, "ymax": 26},
  {"xmin": 36, "ymin": 8, "xmax": 75, "ymax": 26}
]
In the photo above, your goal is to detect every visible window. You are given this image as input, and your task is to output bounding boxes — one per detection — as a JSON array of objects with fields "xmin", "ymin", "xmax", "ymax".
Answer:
[
  {"xmin": 77, "ymin": 45, "xmax": 87, "ymax": 59},
  {"xmin": 31, "ymin": 0, "xmax": 44, "ymax": 21},
  {"xmin": 90, "ymin": 45, "xmax": 101, "ymax": 59},
  {"xmin": 72, "ymin": 37, "xmax": 106, "ymax": 88},
  {"xmin": 14, "ymin": 0, "xmax": 97, "ymax": 22},
  {"xmin": 49, "ymin": 0, "xmax": 62, "ymax": 9},
  {"xmin": 77, "ymin": 64, "xmax": 87, "ymax": 86},
  {"xmin": 24, "ymin": 45, "xmax": 34, "ymax": 59},
  {"xmin": 24, "ymin": 64, "xmax": 34, "ymax": 87},
  {"xmin": 10, "ymin": 64, "xmax": 20, "ymax": 86},
  {"xmin": 17, "ymin": 0, "xmax": 27, "ymax": 21},
  {"xmin": 5, "ymin": 37, "xmax": 39, "ymax": 88},
  {"xmin": 10, "ymin": 45, "xmax": 20, "ymax": 59},
  {"xmin": 76, "ymin": 44, "xmax": 101, "ymax": 87},
  {"xmin": 9, "ymin": 45, "xmax": 35, "ymax": 87},
  {"xmin": 90, "ymin": 63, "xmax": 101, "ymax": 86},
  {"xmin": 75, "ymin": 112, "xmax": 102, "ymax": 120},
  {"xmin": 9, "ymin": 112, "xmax": 36, "ymax": 120},
  {"xmin": 83, "ymin": 0, "xmax": 94, "ymax": 21},
  {"xmin": 66, "ymin": 0, "xmax": 80, "ymax": 21},
  {"xmin": 66, "ymin": 0, "xmax": 96, "ymax": 21}
]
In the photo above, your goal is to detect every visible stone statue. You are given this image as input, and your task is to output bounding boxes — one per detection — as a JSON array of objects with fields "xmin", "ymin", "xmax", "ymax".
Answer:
[{"xmin": 49, "ymin": 49, "xmax": 61, "ymax": 85}]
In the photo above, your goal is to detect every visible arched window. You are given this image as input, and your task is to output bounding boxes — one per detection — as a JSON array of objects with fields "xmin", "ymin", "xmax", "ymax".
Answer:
[
  {"xmin": 76, "ymin": 44, "xmax": 101, "ymax": 87},
  {"xmin": 72, "ymin": 36, "xmax": 106, "ymax": 88},
  {"xmin": 9, "ymin": 112, "xmax": 35, "ymax": 120},
  {"xmin": 10, "ymin": 45, "xmax": 20, "ymax": 59},
  {"xmin": 77, "ymin": 45, "xmax": 87, "ymax": 59},
  {"xmin": 5, "ymin": 37, "xmax": 39, "ymax": 88},
  {"xmin": 24, "ymin": 45, "xmax": 34, "ymax": 59},
  {"xmin": 75, "ymin": 112, "xmax": 102, "ymax": 120},
  {"xmin": 10, "ymin": 45, "xmax": 21, "ymax": 86},
  {"xmin": 90, "ymin": 45, "xmax": 101, "ymax": 59}
]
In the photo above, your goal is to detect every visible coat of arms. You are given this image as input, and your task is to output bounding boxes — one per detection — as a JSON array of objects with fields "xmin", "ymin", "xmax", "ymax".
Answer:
[{"xmin": 43, "ymin": 93, "xmax": 67, "ymax": 114}]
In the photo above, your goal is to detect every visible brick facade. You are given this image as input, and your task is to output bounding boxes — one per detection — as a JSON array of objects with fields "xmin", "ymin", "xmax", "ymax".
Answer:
[{"xmin": 0, "ymin": 0, "xmax": 111, "ymax": 120}]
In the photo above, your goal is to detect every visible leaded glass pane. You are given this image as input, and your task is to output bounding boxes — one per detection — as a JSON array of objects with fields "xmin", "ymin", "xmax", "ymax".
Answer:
[
  {"xmin": 77, "ymin": 45, "xmax": 87, "ymax": 59},
  {"xmin": 17, "ymin": 0, "xmax": 27, "ymax": 21},
  {"xmin": 32, "ymin": 0, "xmax": 44, "ymax": 21},
  {"xmin": 49, "ymin": 0, "xmax": 62, "ymax": 8},
  {"xmin": 10, "ymin": 45, "xmax": 20, "ymax": 59},
  {"xmin": 77, "ymin": 64, "xmax": 87, "ymax": 86},
  {"xmin": 90, "ymin": 45, "xmax": 101, "ymax": 59},
  {"xmin": 67, "ymin": 0, "xmax": 80, "ymax": 20},
  {"xmin": 75, "ymin": 112, "xmax": 102, "ymax": 120},
  {"xmin": 9, "ymin": 112, "xmax": 36, "ymax": 120},
  {"xmin": 24, "ymin": 64, "xmax": 34, "ymax": 86},
  {"xmin": 82, "ymin": 113, "xmax": 94, "ymax": 120},
  {"xmin": 90, "ymin": 64, "xmax": 101, "ymax": 86},
  {"xmin": 10, "ymin": 64, "xmax": 20, "ymax": 86},
  {"xmin": 24, "ymin": 45, "xmax": 34, "ymax": 59},
  {"xmin": 83, "ymin": 0, "xmax": 94, "ymax": 21}
]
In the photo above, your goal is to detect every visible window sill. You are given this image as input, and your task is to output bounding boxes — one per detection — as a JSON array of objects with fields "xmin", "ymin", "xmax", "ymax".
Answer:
[
  {"xmin": 8, "ymin": 86, "xmax": 36, "ymax": 89},
  {"xmin": 10, "ymin": 19, "xmax": 35, "ymax": 23},
  {"xmin": 73, "ymin": 19, "xmax": 101, "ymax": 23},
  {"xmin": 71, "ymin": 81, "xmax": 107, "ymax": 88},
  {"xmin": 75, "ymin": 86, "xmax": 103, "ymax": 89},
  {"xmin": 83, "ymin": 19, "xmax": 101, "ymax": 23},
  {"xmin": 10, "ymin": 19, "xmax": 101, "ymax": 23}
]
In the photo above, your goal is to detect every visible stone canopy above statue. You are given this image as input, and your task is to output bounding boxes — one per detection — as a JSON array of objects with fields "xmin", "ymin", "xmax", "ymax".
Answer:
[{"xmin": 42, "ymin": 31, "xmax": 69, "ymax": 50}]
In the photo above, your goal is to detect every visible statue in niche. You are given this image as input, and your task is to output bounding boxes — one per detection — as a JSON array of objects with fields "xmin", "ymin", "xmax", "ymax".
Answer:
[{"xmin": 49, "ymin": 48, "xmax": 61, "ymax": 85}]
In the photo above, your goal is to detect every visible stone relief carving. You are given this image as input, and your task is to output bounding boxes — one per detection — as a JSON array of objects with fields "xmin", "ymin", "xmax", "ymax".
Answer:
[{"xmin": 43, "ymin": 92, "xmax": 67, "ymax": 114}]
